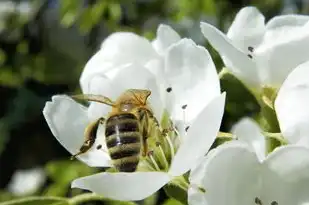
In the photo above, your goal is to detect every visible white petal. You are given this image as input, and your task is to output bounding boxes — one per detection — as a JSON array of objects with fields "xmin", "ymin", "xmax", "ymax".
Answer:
[
  {"xmin": 232, "ymin": 118, "xmax": 266, "ymax": 161},
  {"xmin": 200, "ymin": 142, "xmax": 260, "ymax": 205},
  {"xmin": 188, "ymin": 187, "xmax": 208, "ymax": 205},
  {"xmin": 200, "ymin": 22, "xmax": 259, "ymax": 88},
  {"xmin": 266, "ymin": 14, "xmax": 309, "ymax": 30},
  {"xmin": 152, "ymin": 24, "xmax": 181, "ymax": 54},
  {"xmin": 80, "ymin": 32, "xmax": 159, "ymax": 93},
  {"xmin": 260, "ymin": 145, "xmax": 309, "ymax": 205},
  {"xmin": 43, "ymin": 95, "xmax": 111, "ymax": 167},
  {"xmin": 79, "ymin": 50, "xmax": 114, "ymax": 94},
  {"xmin": 86, "ymin": 75, "xmax": 123, "ymax": 122},
  {"xmin": 169, "ymin": 93, "xmax": 225, "ymax": 176},
  {"xmin": 227, "ymin": 7, "xmax": 265, "ymax": 52},
  {"xmin": 275, "ymin": 60, "xmax": 309, "ymax": 145},
  {"xmin": 256, "ymin": 23, "xmax": 309, "ymax": 86},
  {"xmin": 71, "ymin": 172, "xmax": 170, "ymax": 201},
  {"xmin": 164, "ymin": 38, "xmax": 221, "ymax": 123}
]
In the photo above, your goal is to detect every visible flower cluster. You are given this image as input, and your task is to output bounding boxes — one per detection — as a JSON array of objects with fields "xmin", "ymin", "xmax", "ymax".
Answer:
[{"xmin": 43, "ymin": 6, "xmax": 309, "ymax": 205}]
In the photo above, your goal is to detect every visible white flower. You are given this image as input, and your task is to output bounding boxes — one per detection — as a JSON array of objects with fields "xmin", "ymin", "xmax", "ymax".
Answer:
[
  {"xmin": 200, "ymin": 6, "xmax": 309, "ymax": 92},
  {"xmin": 80, "ymin": 24, "xmax": 181, "ymax": 95},
  {"xmin": 189, "ymin": 118, "xmax": 309, "ymax": 205},
  {"xmin": 275, "ymin": 60, "xmax": 309, "ymax": 146},
  {"xmin": 43, "ymin": 38, "xmax": 225, "ymax": 201},
  {"xmin": 7, "ymin": 167, "xmax": 46, "ymax": 196}
]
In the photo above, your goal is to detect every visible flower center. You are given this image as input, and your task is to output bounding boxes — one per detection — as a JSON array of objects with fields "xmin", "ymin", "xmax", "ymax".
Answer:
[
  {"xmin": 255, "ymin": 197, "xmax": 278, "ymax": 205},
  {"xmin": 137, "ymin": 111, "xmax": 180, "ymax": 172},
  {"xmin": 261, "ymin": 86, "xmax": 278, "ymax": 110}
]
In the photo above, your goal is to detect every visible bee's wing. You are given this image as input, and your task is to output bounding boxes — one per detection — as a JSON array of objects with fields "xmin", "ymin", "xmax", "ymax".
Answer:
[
  {"xmin": 71, "ymin": 94, "xmax": 115, "ymax": 106},
  {"xmin": 127, "ymin": 89, "xmax": 151, "ymax": 105}
]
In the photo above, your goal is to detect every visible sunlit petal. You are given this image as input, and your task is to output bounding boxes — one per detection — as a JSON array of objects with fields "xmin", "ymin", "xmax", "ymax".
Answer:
[
  {"xmin": 43, "ymin": 95, "xmax": 111, "ymax": 167},
  {"xmin": 275, "ymin": 60, "xmax": 309, "ymax": 145},
  {"xmin": 200, "ymin": 22, "xmax": 259, "ymax": 88},
  {"xmin": 232, "ymin": 118, "xmax": 266, "ymax": 161},
  {"xmin": 152, "ymin": 24, "xmax": 181, "ymax": 54},
  {"xmin": 72, "ymin": 172, "xmax": 170, "ymax": 201},
  {"xmin": 227, "ymin": 7, "xmax": 265, "ymax": 52},
  {"xmin": 169, "ymin": 93, "xmax": 225, "ymax": 176}
]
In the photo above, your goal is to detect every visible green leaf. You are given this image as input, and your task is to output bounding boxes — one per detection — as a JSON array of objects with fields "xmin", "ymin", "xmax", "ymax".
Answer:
[
  {"xmin": 104, "ymin": 199, "xmax": 138, "ymax": 205},
  {"xmin": 162, "ymin": 198, "xmax": 184, "ymax": 205},
  {"xmin": 0, "ymin": 197, "xmax": 68, "ymax": 205},
  {"xmin": 108, "ymin": 3, "xmax": 122, "ymax": 22},
  {"xmin": 164, "ymin": 184, "xmax": 187, "ymax": 205}
]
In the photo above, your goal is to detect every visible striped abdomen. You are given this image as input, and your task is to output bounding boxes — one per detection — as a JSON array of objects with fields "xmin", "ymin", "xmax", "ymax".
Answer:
[{"xmin": 105, "ymin": 113, "xmax": 141, "ymax": 172}]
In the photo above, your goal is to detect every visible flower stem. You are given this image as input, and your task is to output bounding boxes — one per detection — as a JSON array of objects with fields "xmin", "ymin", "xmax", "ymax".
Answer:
[{"xmin": 68, "ymin": 193, "xmax": 105, "ymax": 205}]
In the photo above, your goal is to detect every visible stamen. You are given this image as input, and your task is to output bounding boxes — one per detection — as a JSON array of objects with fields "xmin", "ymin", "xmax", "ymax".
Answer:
[
  {"xmin": 271, "ymin": 201, "xmax": 278, "ymax": 205},
  {"xmin": 255, "ymin": 197, "xmax": 263, "ymax": 205},
  {"xmin": 148, "ymin": 151, "xmax": 161, "ymax": 171},
  {"xmin": 248, "ymin": 54, "xmax": 253, "ymax": 59},
  {"xmin": 248, "ymin": 46, "xmax": 254, "ymax": 52},
  {"xmin": 166, "ymin": 87, "xmax": 172, "ymax": 92},
  {"xmin": 165, "ymin": 135, "xmax": 175, "ymax": 159},
  {"xmin": 185, "ymin": 126, "xmax": 190, "ymax": 132},
  {"xmin": 182, "ymin": 104, "xmax": 187, "ymax": 109},
  {"xmin": 157, "ymin": 143, "xmax": 169, "ymax": 170},
  {"xmin": 96, "ymin": 144, "xmax": 102, "ymax": 150}
]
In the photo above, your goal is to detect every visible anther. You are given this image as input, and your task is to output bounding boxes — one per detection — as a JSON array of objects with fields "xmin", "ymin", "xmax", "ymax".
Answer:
[
  {"xmin": 96, "ymin": 144, "xmax": 102, "ymax": 150},
  {"xmin": 248, "ymin": 54, "xmax": 253, "ymax": 59},
  {"xmin": 248, "ymin": 46, "xmax": 254, "ymax": 52},
  {"xmin": 182, "ymin": 104, "xmax": 188, "ymax": 109},
  {"xmin": 185, "ymin": 126, "xmax": 190, "ymax": 132},
  {"xmin": 255, "ymin": 197, "xmax": 263, "ymax": 205},
  {"xmin": 166, "ymin": 87, "xmax": 172, "ymax": 92},
  {"xmin": 271, "ymin": 201, "xmax": 278, "ymax": 205},
  {"xmin": 147, "ymin": 150, "xmax": 154, "ymax": 156}
]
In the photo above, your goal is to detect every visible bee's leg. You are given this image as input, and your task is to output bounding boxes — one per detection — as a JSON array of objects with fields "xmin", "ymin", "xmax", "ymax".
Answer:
[{"xmin": 71, "ymin": 117, "xmax": 105, "ymax": 160}]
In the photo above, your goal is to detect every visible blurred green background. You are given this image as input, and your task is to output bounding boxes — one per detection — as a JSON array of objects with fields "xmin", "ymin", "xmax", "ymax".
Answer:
[{"xmin": 0, "ymin": 0, "xmax": 307, "ymax": 204}]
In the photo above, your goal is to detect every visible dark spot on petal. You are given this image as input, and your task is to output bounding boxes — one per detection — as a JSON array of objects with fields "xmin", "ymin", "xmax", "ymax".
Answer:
[
  {"xmin": 166, "ymin": 87, "xmax": 172, "ymax": 92},
  {"xmin": 185, "ymin": 126, "xmax": 190, "ymax": 132},
  {"xmin": 248, "ymin": 46, "xmax": 254, "ymax": 52},
  {"xmin": 182, "ymin": 104, "xmax": 187, "ymax": 109},
  {"xmin": 247, "ymin": 54, "xmax": 253, "ymax": 59},
  {"xmin": 96, "ymin": 144, "xmax": 102, "ymax": 150},
  {"xmin": 254, "ymin": 197, "xmax": 262, "ymax": 205},
  {"xmin": 271, "ymin": 201, "xmax": 278, "ymax": 205}
]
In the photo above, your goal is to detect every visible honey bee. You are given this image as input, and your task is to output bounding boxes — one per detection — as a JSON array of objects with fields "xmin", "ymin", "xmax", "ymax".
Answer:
[{"xmin": 71, "ymin": 89, "xmax": 162, "ymax": 172}]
